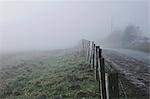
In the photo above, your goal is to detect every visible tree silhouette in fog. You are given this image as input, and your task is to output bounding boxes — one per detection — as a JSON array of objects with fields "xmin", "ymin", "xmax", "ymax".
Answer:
[{"xmin": 122, "ymin": 25, "xmax": 142, "ymax": 45}]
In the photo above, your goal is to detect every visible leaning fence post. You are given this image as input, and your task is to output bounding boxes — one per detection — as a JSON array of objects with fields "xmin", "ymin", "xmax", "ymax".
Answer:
[
  {"xmin": 100, "ymin": 58, "xmax": 107, "ymax": 99},
  {"xmin": 108, "ymin": 73, "xmax": 119, "ymax": 99}
]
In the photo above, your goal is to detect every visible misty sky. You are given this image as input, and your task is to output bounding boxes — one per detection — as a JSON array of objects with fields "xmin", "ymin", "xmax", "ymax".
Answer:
[{"xmin": 0, "ymin": 0, "xmax": 149, "ymax": 53}]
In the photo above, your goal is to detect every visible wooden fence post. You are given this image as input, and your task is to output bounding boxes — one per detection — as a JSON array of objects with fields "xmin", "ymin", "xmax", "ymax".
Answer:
[
  {"xmin": 90, "ymin": 41, "xmax": 94, "ymax": 65},
  {"xmin": 92, "ymin": 44, "xmax": 95, "ymax": 69},
  {"xmin": 108, "ymin": 73, "xmax": 119, "ymax": 99},
  {"xmin": 100, "ymin": 58, "xmax": 107, "ymax": 99},
  {"xmin": 86, "ymin": 41, "xmax": 88, "ymax": 60},
  {"xmin": 98, "ymin": 48, "xmax": 102, "ymax": 98},
  {"xmin": 87, "ymin": 41, "xmax": 90, "ymax": 61},
  {"xmin": 105, "ymin": 73, "xmax": 109, "ymax": 99},
  {"xmin": 99, "ymin": 48, "xmax": 102, "ymax": 58},
  {"xmin": 96, "ymin": 46, "xmax": 100, "ymax": 80}
]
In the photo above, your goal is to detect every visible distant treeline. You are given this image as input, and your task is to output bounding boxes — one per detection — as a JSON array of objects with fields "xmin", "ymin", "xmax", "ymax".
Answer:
[{"xmin": 104, "ymin": 24, "xmax": 150, "ymax": 53}]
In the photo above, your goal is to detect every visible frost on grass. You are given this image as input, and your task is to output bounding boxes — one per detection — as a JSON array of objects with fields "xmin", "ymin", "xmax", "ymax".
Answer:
[{"xmin": 0, "ymin": 52, "xmax": 99, "ymax": 99}]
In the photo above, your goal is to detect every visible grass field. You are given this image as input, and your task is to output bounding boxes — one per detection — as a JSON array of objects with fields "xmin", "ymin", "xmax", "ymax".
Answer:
[
  {"xmin": 0, "ymin": 51, "xmax": 99, "ymax": 99},
  {"xmin": 0, "ymin": 48, "xmax": 148, "ymax": 99}
]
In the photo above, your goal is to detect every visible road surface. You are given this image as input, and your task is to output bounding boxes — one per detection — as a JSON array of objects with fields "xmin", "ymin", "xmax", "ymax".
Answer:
[
  {"xmin": 103, "ymin": 48, "xmax": 150, "ymax": 97},
  {"xmin": 104, "ymin": 48, "xmax": 150, "ymax": 65}
]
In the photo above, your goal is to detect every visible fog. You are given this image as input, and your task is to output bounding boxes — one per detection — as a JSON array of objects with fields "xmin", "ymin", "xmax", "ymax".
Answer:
[{"xmin": 0, "ymin": 0, "xmax": 149, "ymax": 53}]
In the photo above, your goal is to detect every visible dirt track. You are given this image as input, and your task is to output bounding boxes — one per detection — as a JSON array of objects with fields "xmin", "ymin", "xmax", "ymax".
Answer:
[{"xmin": 103, "ymin": 49, "xmax": 150, "ymax": 98}]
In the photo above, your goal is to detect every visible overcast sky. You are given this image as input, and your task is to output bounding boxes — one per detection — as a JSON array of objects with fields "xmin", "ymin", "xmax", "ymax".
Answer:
[{"xmin": 0, "ymin": 0, "xmax": 149, "ymax": 53}]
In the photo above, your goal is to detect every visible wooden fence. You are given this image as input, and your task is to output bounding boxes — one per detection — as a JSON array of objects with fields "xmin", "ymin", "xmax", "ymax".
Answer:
[{"xmin": 81, "ymin": 39, "xmax": 119, "ymax": 99}]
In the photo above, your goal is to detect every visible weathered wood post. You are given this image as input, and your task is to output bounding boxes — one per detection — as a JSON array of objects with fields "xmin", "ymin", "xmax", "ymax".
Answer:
[
  {"xmin": 108, "ymin": 73, "xmax": 119, "ymax": 99},
  {"xmin": 95, "ymin": 46, "xmax": 100, "ymax": 80},
  {"xmin": 86, "ymin": 40, "xmax": 89, "ymax": 60},
  {"xmin": 90, "ymin": 41, "xmax": 94, "ymax": 65},
  {"xmin": 92, "ymin": 44, "xmax": 95, "ymax": 69},
  {"xmin": 87, "ymin": 41, "xmax": 90, "ymax": 61},
  {"xmin": 99, "ymin": 48, "xmax": 102, "ymax": 59},
  {"xmin": 90, "ymin": 41, "xmax": 92, "ymax": 64},
  {"xmin": 100, "ymin": 58, "xmax": 107, "ymax": 99},
  {"xmin": 98, "ymin": 48, "xmax": 102, "ymax": 98},
  {"xmin": 105, "ymin": 73, "xmax": 109, "ymax": 99}
]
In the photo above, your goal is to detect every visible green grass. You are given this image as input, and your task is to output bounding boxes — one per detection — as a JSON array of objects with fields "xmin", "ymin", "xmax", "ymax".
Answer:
[{"xmin": 0, "ymin": 52, "xmax": 99, "ymax": 99}]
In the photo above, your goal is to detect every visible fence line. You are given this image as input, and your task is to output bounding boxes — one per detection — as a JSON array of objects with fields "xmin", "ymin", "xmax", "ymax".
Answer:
[{"xmin": 81, "ymin": 39, "xmax": 121, "ymax": 99}]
